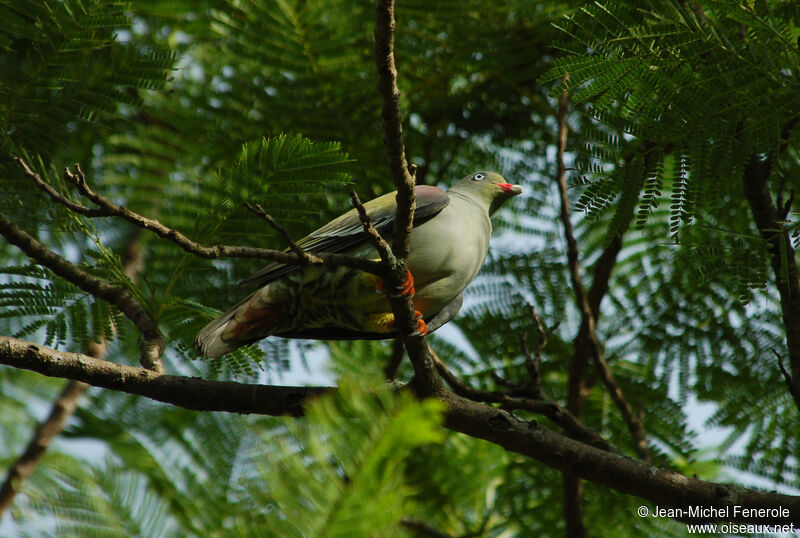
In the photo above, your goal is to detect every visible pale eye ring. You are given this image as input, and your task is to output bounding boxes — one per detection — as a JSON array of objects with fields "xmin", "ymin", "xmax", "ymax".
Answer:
[{"xmin": 473, "ymin": 173, "xmax": 486, "ymax": 181}]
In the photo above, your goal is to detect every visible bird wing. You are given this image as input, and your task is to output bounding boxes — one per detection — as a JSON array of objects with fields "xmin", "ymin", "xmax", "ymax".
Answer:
[{"xmin": 238, "ymin": 185, "xmax": 449, "ymax": 288}]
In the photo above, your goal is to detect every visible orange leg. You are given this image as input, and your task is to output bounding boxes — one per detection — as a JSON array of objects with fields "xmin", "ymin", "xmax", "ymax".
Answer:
[
  {"xmin": 411, "ymin": 310, "xmax": 428, "ymax": 336},
  {"xmin": 370, "ymin": 271, "xmax": 425, "ymax": 335},
  {"xmin": 371, "ymin": 309, "xmax": 428, "ymax": 336},
  {"xmin": 375, "ymin": 270, "xmax": 416, "ymax": 298}
]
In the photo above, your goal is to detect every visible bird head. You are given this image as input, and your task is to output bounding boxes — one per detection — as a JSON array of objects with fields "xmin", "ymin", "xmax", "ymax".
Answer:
[{"xmin": 449, "ymin": 171, "xmax": 522, "ymax": 216}]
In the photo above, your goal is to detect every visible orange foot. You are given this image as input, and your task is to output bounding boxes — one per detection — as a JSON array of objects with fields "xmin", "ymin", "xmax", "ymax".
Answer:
[
  {"xmin": 375, "ymin": 270, "xmax": 416, "ymax": 298},
  {"xmin": 380, "ymin": 309, "xmax": 428, "ymax": 336},
  {"xmin": 411, "ymin": 310, "xmax": 428, "ymax": 336}
]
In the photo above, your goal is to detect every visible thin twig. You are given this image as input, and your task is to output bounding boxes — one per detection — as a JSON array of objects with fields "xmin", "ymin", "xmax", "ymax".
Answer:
[
  {"xmin": 372, "ymin": 0, "xmax": 442, "ymax": 397},
  {"xmin": 384, "ymin": 338, "xmax": 405, "ymax": 380},
  {"xmin": 0, "ymin": 379, "xmax": 89, "ymax": 517},
  {"xmin": 12, "ymin": 156, "xmax": 110, "ymax": 217},
  {"xmin": 244, "ymin": 203, "xmax": 323, "ymax": 265},
  {"xmin": 744, "ymin": 152, "xmax": 800, "ymax": 412},
  {"xmin": 553, "ymin": 83, "xmax": 651, "ymax": 462},
  {"xmin": 430, "ymin": 347, "xmax": 611, "ymax": 451},
  {"xmin": 773, "ymin": 349, "xmax": 800, "ymax": 406},
  {"xmin": 349, "ymin": 189, "xmax": 398, "ymax": 268},
  {"xmin": 518, "ymin": 334, "xmax": 543, "ymax": 398},
  {"xmin": 350, "ymin": 191, "xmax": 441, "ymax": 393},
  {"xmin": 13, "ymin": 157, "xmax": 382, "ymax": 276},
  {"xmin": 520, "ymin": 303, "xmax": 550, "ymax": 394},
  {"xmin": 374, "ymin": 0, "xmax": 415, "ymax": 260}
]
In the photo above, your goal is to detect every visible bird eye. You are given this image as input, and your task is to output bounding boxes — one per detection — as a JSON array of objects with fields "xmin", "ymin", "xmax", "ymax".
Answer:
[{"xmin": 473, "ymin": 173, "xmax": 485, "ymax": 181}]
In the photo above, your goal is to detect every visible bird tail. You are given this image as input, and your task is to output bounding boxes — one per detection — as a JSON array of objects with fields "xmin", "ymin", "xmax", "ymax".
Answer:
[{"xmin": 195, "ymin": 291, "xmax": 284, "ymax": 359}]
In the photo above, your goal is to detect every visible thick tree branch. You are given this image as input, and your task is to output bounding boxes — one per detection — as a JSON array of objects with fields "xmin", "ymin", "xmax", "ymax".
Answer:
[
  {"xmin": 553, "ymin": 87, "xmax": 650, "ymax": 463},
  {"xmin": 443, "ymin": 393, "xmax": 800, "ymax": 525},
  {"xmin": 3, "ymin": 334, "xmax": 799, "ymax": 524},
  {"xmin": 0, "ymin": 336, "xmax": 327, "ymax": 416},
  {"xmin": 743, "ymin": 154, "xmax": 800, "ymax": 409},
  {"xmin": 0, "ymin": 212, "xmax": 164, "ymax": 372},
  {"xmin": 13, "ymin": 157, "xmax": 381, "ymax": 276}
]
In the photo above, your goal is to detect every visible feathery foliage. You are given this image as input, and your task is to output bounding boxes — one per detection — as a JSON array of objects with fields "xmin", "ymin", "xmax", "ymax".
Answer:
[{"xmin": 3, "ymin": 0, "xmax": 800, "ymax": 535}]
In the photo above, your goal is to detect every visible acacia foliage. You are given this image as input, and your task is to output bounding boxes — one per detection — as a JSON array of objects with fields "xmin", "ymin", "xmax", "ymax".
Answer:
[{"xmin": 1, "ymin": 0, "xmax": 798, "ymax": 535}]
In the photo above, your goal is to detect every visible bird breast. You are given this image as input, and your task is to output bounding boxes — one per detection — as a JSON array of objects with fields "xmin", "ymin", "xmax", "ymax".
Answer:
[{"xmin": 406, "ymin": 196, "xmax": 492, "ymax": 315}]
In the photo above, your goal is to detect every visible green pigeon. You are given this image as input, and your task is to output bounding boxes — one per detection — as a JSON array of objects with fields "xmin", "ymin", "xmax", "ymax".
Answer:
[{"xmin": 195, "ymin": 171, "xmax": 522, "ymax": 358}]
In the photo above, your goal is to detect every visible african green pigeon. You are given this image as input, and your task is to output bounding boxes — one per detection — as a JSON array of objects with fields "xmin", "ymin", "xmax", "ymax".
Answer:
[{"xmin": 195, "ymin": 171, "xmax": 522, "ymax": 358}]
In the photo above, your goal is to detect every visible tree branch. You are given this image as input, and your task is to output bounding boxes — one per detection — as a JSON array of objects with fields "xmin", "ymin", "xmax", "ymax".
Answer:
[
  {"xmin": 349, "ymin": 190, "xmax": 443, "ymax": 394},
  {"xmin": 431, "ymin": 347, "xmax": 611, "ymax": 452},
  {"xmin": 384, "ymin": 338, "xmax": 405, "ymax": 380},
  {"xmin": 3, "ymin": 334, "xmax": 799, "ymax": 524},
  {"xmin": 0, "ymin": 336, "xmax": 327, "ymax": 416},
  {"xmin": 442, "ymin": 393, "xmax": 800, "ymax": 525},
  {"xmin": 553, "ymin": 85, "xmax": 650, "ymax": 463},
  {"xmin": 372, "ymin": 0, "xmax": 442, "ymax": 397},
  {"xmin": 13, "ymin": 157, "xmax": 382, "ymax": 276},
  {"xmin": 774, "ymin": 349, "xmax": 800, "ymax": 405},
  {"xmin": 0, "ymin": 230, "xmax": 145, "ymax": 517},
  {"xmin": 374, "ymin": 0, "xmax": 415, "ymax": 261},
  {"xmin": 0, "ymin": 379, "xmax": 88, "ymax": 517},
  {"xmin": 244, "ymin": 203, "xmax": 324, "ymax": 265},
  {"xmin": 0, "ymin": 212, "xmax": 164, "ymax": 372},
  {"xmin": 743, "ymin": 153, "xmax": 800, "ymax": 410},
  {"xmin": 12, "ymin": 156, "xmax": 111, "ymax": 217},
  {"xmin": 350, "ymin": 189, "xmax": 399, "ymax": 269}
]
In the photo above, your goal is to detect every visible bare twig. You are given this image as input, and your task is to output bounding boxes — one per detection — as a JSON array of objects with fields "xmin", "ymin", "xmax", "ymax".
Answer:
[
  {"xmin": 773, "ymin": 349, "xmax": 800, "ymax": 406},
  {"xmin": 384, "ymin": 338, "xmax": 405, "ymax": 380},
  {"xmin": 244, "ymin": 203, "xmax": 323, "ymax": 265},
  {"xmin": 372, "ymin": 0, "xmax": 442, "ymax": 397},
  {"xmin": 744, "ymin": 153, "xmax": 800, "ymax": 411},
  {"xmin": 519, "ymin": 304, "xmax": 551, "ymax": 395},
  {"xmin": 553, "ymin": 84, "xmax": 650, "ymax": 463},
  {"xmin": 0, "ymin": 379, "xmax": 88, "ymax": 517},
  {"xmin": 349, "ymin": 190, "xmax": 443, "ymax": 394},
  {"xmin": 349, "ymin": 189, "xmax": 398, "ymax": 268},
  {"xmin": 430, "ymin": 347, "xmax": 611, "ymax": 451},
  {"xmin": 14, "ymin": 157, "xmax": 381, "ymax": 276},
  {"xmin": 12, "ymin": 156, "xmax": 111, "ymax": 217},
  {"xmin": 374, "ymin": 0, "xmax": 415, "ymax": 260}
]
